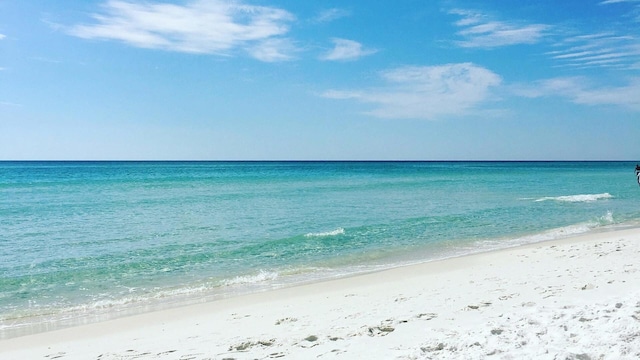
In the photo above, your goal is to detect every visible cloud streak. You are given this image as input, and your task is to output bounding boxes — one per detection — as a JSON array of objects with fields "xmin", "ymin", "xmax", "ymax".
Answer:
[
  {"xmin": 322, "ymin": 63, "xmax": 502, "ymax": 120},
  {"xmin": 320, "ymin": 38, "xmax": 376, "ymax": 61},
  {"xmin": 514, "ymin": 77, "xmax": 640, "ymax": 110},
  {"xmin": 600, "ymin": 0, "xmax": 640, "ymax": 24},
  {"xmin": 0, "ymin": 101, "xmax": 22, "ymax": 107},
  {"xmin": 449, "ymin": 9, "xmax": 550, "ymax": 48},
  {"xmin": 68, "ymin": 0, "xmax": 296, "ymax": 61},
  {"xmin": 599, "ymin": 0, "xmax": 640, "ymax": 4},
  {"xmin": 548, "ymin": 32, "xmax": 640, "ymax": 70},
  {"xmin": 313, "ymin": 8, "xmax": 351, "ymax": 23}
]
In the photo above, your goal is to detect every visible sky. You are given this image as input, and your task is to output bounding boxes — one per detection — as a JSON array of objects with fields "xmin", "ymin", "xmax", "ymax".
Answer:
[{"xmin": 1, "ymin": 0, "xmax": 639, "ymax": 160}]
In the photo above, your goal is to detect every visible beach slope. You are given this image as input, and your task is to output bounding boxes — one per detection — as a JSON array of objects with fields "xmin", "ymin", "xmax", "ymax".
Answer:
[{"xmin": 2, "ymin": 228, "xmax": 640, "ymax": 359}]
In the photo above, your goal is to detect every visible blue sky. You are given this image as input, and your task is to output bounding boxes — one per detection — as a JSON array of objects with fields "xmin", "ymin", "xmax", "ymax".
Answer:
[{"xmin": 1, "ymin": 0, "xmax": 639, "ymax": 160}]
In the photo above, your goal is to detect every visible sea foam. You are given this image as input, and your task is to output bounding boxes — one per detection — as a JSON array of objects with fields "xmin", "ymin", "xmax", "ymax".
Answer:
[
  {"xmin": 220, "ymin": 270, "xmax": 279, "ymax": 287},
  {"xmin": 535, "ymin": 193, "xmax": 613, "ymax": 203},
  {"xmin": 304, "ymin": 228, "xmax": 345, "ymax": 238}
]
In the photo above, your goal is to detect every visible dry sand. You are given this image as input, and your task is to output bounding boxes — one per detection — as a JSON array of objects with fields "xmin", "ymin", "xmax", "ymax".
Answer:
[{"xmin": 2, "ymin": 228, "xmax": 640, "ymax": 359}]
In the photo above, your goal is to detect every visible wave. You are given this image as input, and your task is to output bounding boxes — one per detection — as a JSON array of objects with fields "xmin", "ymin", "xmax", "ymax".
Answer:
[
  {"xmin": 304, "ymin": 227, "xmax": 345, "ymax": 238},
  {"xmin": 534, "ymin": 193, "xmax": 613, "ymax": 203},
  {"xmin": 475, "ymin": 210, "xmax": 617, "ymax": 252},
  {"xmin": 220, "ymin": 270, "xmax": 279, "ymax": 287}
]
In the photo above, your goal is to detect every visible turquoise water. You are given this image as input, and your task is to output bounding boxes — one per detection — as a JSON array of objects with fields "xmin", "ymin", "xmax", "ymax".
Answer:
[{"xmin": 2, "ymin": 161, "xmax": 640, "ymax": 337}]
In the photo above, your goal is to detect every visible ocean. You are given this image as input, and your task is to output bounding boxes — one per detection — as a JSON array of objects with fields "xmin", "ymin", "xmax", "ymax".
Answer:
[{"xmin": 2, "ymin": 161, "xmax": 640, "ymax": 338}]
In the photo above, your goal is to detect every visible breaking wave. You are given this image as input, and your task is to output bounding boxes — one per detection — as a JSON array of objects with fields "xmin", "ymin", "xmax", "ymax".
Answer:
[
  {"xmin": 534, "ymin": 193, "xmax": 613, "ymax": 203},
  {"xmin": 304, "ymin": 228, "xmax": 345, "ymax": 238},
  {"xmin": 220, "ymin": 270, "xmax": 279, "ymax": 287}
]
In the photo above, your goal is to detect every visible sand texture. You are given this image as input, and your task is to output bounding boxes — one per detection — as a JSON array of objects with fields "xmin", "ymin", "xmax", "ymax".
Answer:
[{"xmin": 2, "ymin": 228, "xmax": 640, "ymax": 359}]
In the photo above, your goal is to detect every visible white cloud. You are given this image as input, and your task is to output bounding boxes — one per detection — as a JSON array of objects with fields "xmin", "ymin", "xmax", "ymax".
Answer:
[
  {"xmin": 449, "ymin": 9, "xmax": 550, "ymax": 48},
  {"xmin": 600, "ymin": 0, "xmax": 640, "ymax": 4},
  {"xmin": 322, "ymin": 63, "xmax": 502, "ymax": 120},
  {"xmin": 247, "ymin": 38, "xmax": 296, "ymax": 62},
  {"xmin": 514, "ymin": 77, "xmax": 640, "ymax": 110},
  {"xmin": 313, "ymin": 8, "xmax": 350, "ymax": 23},
  {"xmin": 320, "ymin": 38, "xmax": 376, "ymax": 61},
  {"xmin": 68, "ymin": 0, "xmax": 296, "ymax": 61},
  {"xmin": 548, "ymin": 32, "xmax": 640, "ymax": 69}
]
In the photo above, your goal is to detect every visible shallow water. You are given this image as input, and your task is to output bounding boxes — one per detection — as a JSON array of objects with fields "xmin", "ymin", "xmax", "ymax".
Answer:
[{"xmin": 2, "ymin": 161, "xmax": 639, "ymax": 337}]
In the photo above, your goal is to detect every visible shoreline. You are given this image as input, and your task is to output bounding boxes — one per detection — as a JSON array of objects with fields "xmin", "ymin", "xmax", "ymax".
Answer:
[
  {"xmin": 2, "ymin": 227, "xmax": 640, "ymax": 359},
  {"xmin": 1, "ymin": 222, "xmax": 628, "ymax": 340}
]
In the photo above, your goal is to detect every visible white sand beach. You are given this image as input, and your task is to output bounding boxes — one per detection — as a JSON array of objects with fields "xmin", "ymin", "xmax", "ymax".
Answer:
[{"xmin": 2, "ymin": 228, "xmax": 640, "ymax": 360}]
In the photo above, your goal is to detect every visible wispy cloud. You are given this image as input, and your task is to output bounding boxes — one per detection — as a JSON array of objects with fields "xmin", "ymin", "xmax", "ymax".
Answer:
[
  {"xmin": 320, "ymin": 38, "xmax": 376, "ymax": 61},
  {"xmin": 30, "ymin": 56, "xmax": 63, "ymax": 64},
  {"xmin": 548, "ymin": 32, "xmax": 640, "ymax": 70},
  {"xmin": 322, "ymin": 63, "xmax": 502, "ymax": 120},
  {"xmin": 247, "ymin": 38, "xmax": 297, "ymax": 62},
  {"xmin": 600, "ymin": 0, "xmax": 640, "ymax": 4},
  {"xmin": 313, "ymin": 8, "xmax": 351, "ymax": 23},
  {"xmin": 600, "ymin": 0, "xmax": 640, "ymax": 22},
  {"xmin": 449, "ymin": 9, "xmax": 550, "ymax": 48},
  {"xmin": 68, "ymin": 0, "xmax": 296, "ymax": 61},
  {"xmin": 0, "ymin": 101, "xmax": 23, "ymax": 107},
  {"xmin": 514, "ymin": 77, "xmax": 640, "ymax": 111}
]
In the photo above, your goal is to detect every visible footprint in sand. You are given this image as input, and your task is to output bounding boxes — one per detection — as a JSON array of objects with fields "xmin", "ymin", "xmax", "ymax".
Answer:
[
  {"xmin": 231, "ymin": 313, "xmax": 251, "ymax": 320},
  {"xmin": 299, "ymin": 335, "xmax": 319, "ymax": 348},
  {"xmin": 229, "ymin": 339, "xmax": 275, "ymax": 352},
  {"xmin": 466, "ymin": 301, "xmax": 492, "ymax": 310},
  {"xmin": 498, "ymin": 293, "xmax": 519, "ymax": 300},
  {"xmin": 579, "ymin": 283, "xmax": 595, "ymax": 290},
  {"xmin": 45, "ymin": 353, "xmax": 66, "ymax": 359},
  {"xmin": 537, "ymin": 285, "xmax": 563, "ymax": 298},
  {"xmin": 416, "ymin": 313, "xmax": 438, "ymax": 320},
  {"xmin": 350, "ymin": 320, "xmax": 396, "ymax": 338},
  {"xmin": 367, "ymin": 325, "xmax": 395, "ymax": 337},
  {"xmin": 275, "ymin": 317, "xmax": 298, "ymax": 325},
  {"xmin": 366, "ymin": 320, "xmax": 396, "ymax": 337},
  {"xmin": 420, "ymin": 342, "xmax": 446, "ymax": 353}
]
